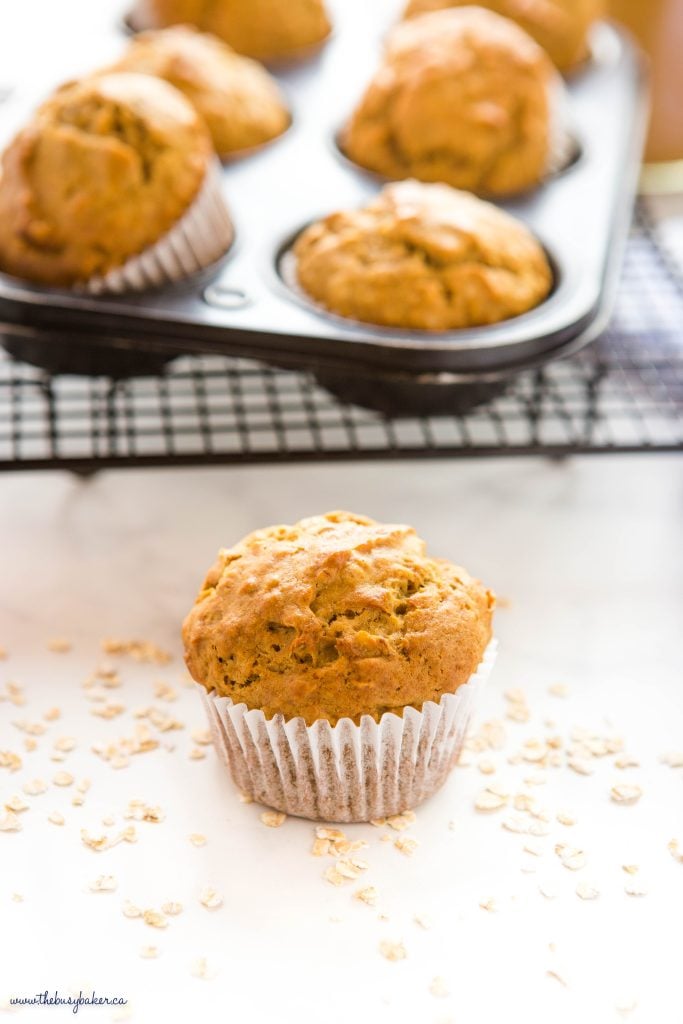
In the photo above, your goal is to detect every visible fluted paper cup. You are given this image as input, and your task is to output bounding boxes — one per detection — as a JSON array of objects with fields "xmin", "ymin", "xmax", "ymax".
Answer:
[
  {"xmin": 84, "ymin": 160, "xmax": 233, "ymax": 296},
  {"xmin": 198, "ymin": 639, "xmax": 497, "ymax": 823}
]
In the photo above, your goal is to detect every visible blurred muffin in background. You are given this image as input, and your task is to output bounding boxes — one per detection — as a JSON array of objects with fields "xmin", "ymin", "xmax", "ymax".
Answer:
[
  {"xmin": 133, "ymin": 0, "xmax": 331, "ymax": 62},
  {"xmin": 293, "ymin": 180, "xmax": 553, "ymax": 331},
  {"xmin": 0, "ymin": 73, "xmax": 233, "ymax": 292},
  {"xmin": 402, "ymin": 0, "xmax": 604, "ymax": 72},
  {"xmin": 342, "ymin": 7, "xmax": 559, "ymax": 197},
  {"xmin": 109, "ymin": 27, "xmax": 290, "ymax": 158}
]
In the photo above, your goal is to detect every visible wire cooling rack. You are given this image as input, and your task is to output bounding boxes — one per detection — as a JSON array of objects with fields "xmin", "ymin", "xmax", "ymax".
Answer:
[{"xmin": 1, "ymin": 210, "xmax": 682, "ymax": 471}]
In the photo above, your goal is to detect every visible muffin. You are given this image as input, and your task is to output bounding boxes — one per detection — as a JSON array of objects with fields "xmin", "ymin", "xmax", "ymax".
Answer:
[
  {"xmin": 402, "ymin": 0, "xmax": 603, "ymax": 73},
  {"xmin": 292, "ymin": 181, "xmax": 553, "ymax": 331},
  {"xmin": 133, "ymin": 0, "xmax": 332, "ymax": 62},
  {"xmin": 108, "ymin": 27, "xmax": 290, "ymax": 159},
  {"xmin": 183, "ymin": 511, "xmax": 496, "ymax": 820},
  {"xmin": 342, "ymin": 6, "xmax": 558, "ymax": 196},
  {"xmin": 0, "ymin": 73, "xmax": 234, "ymax": 292}
]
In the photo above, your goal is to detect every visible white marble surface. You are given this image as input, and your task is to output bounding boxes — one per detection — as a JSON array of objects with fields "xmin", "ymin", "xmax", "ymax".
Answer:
[{"xmin": 0, "ymin": 456, "xmax": 682, "ymax": 1024}]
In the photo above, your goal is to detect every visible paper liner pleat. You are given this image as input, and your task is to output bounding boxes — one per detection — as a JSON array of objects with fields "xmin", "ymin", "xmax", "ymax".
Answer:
[
  {"xmin": 201, "ymin": 639, "xmax": 497, "ymax": 823},
  {"xmin": 84, "ymin": 160, "xmax": 234, "ymax": 296}
]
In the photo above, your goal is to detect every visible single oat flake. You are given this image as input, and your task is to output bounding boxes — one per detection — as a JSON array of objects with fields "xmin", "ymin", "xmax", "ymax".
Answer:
[
  {"xmin": 624, "ymin": 880, "xmax": 649, "ymax": 897},
  {"xmin": 260, "ymin": 810, "xmax": 286, "ymax": 828},
  {"xmin": 576, "ymin": 882, "xmax": 600, "ymax": 900},
  {"xmin": 199, "ymin": 887, "xmax": 223, "ymax": 910},
  {"xmin": 89, "ymin": 875, "xmax": 117, "ymax": 893},
  {"xmin": 22, "ymin": 778, "xmax": 47, "ymax": 796},
  {"xmin": 143, "ymin": 909, "xmax": 169, "ymax": 928},
  {"xmin": 140, "ymin": 946, "xmax": 159, "ymax": 959},
  {"xmin": 610, "ymin": 784, "xmax": 643, "ymax": 805},
  {"xmin": 555, "ymin": 844, "xmax": 587, "ymax": 871},
  {"xmin": 189, "ymin": 833, "xmax": 207, "ymax": 847},
  {"xmin": 48, "ymin": 811, "xmax": 65, "ymax": 826},
  {"xmin": 191, "ymin": 957, "xmax": 218, "ymax": 980},
  {"xmin": 122, "ymin": 901, "xmax": 142, "ymax": 919},
  {"xmin": 475, "ymin": 789, "xmax": 508, "ymax": 812},
  {"xmin": 354, "ymin": 887, "xmax": 378, "ymax": 907},
  {"xmin": 162, "ymin": 901, "xmax": 183, "ymax": 916},
  {"xmin": 4, "ymin": 795, "xmax": 28, "ymax": 813},
  {"xmin": 0, "ymin": 810, "xmax": 21, "ymax": 832},
  {"xmin": 668, "ymin": 839, "xmax": 683, "ymax": 864},
  {"xmin": 429, "ymin": 976, "xmax": 450, "ymax": 999},
  {"xmin": 52, "ymin": 771, "xmax": 74, "ymax": 787},
  {"xmin": 394, "ymin": 836, "xmax": 419, "ymax": 857},
  {"xmin": 379, "ymin": 939, "xmax": 406, "ymax": 962}
]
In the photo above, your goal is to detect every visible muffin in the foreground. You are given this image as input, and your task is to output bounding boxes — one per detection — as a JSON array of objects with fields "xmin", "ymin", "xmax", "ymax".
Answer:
[
  {"xmin": 292, "ymin": 181, "xmax": 553, "ymax": 331},
  {"xmin": 342, "ymin": 7, "xmax": 558, "ymax": 196},
  {"xmin": 133, "ymin": 0, "xmax": 332, "ymax": 62},
  {"xmin": 108, "ymin": 27, "xmax": 290, "ymax": 159},
  {"xmin": 402, "ymin": 0, "xmax": 603, "ymax": 73},
  {"xmin": 0, "ymin": 73, "xmax": 233, "ymax": 293},
  {"xmin": 183, "ymin": 511, "xmax": 496, "ymax": 821}
]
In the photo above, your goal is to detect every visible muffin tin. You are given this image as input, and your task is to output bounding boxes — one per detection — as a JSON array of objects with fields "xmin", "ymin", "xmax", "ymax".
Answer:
[{"xmin": 0, "ymin": 6, "xmax": 647, "ymax": 400}]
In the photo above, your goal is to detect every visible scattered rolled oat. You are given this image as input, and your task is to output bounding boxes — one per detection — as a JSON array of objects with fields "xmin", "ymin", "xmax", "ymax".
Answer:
[
  {"xmin": 0, "ymin": 750, "xmax": 22, "ymax": 772},
  {"xmin": 475, "ymin": 789, "xmax": 508, "ymax": 812},
  {"xmin": 502, "ymin": 815, "xmax": 528, "ymax": 834},
  {"xmin": 413, "ymin": 912, "xmax": 431, "ymax": 930},
  {"xmin": 140, "ymin": 946, "xmax": 159, "ymax": 959},
  {"xmin": 191, "ymin": 728, "xmax": 212, "ymax": 746},
  {"xmin": 385, "ymin": 811, "xmax": 416, "ymax": 832},
  {"xmin": 429, "ymin": 976, "xmax": 450, "ymax": 998},
  {"xmin": 568, "ymin": 757, "xmax": 594, "ymax": 776},
  {"xmin": 154, "ymin": 681, "xmax": 178, "ymax": 702},
  {"xmin": 199, "ymin": 887, "xmax": 223, "ymax": 910},
  {"xmin": 102, "ymin": 638, "xmax": 172, "ymax": 665},
  {"xmin": 122, "ymin": 902, "xmax": 142, "ymax": 919},
  {"xmin": 546, "ymin": 969, "xmax": 568, "ymax": 987},
  {"xmin": 161, "ymin": 901, "xmax": 183, "ymax": 916},
  {"xmin": 22, "ymin": 778, "xmax": 47, "ymax": 796},
  {"xmin": 89, "ymin": 875, "xmax": 117, "ymax": 893},
  {"xmin": 479, "ymin": 899, "xmax": 497, "ymax": 912},
  {"xmin": 538, "ymin": 882, "xmax": 559, "ymax": 900},
  {"xmin": 354, "ymin": 887, "xmax": 378, "ymax": 907},
  {"xmin": 191, "ymin": 957, "xmax": 217, "ymax": 980},
  {"xmin": 311, "ymin": 837, "xmax": 330, "ymax": 857},
  {"xmin": 81, "ymin": 830, "xmax": 110, "ymax": 852},
  {"xmin": 260, "ymin": 810, "xmax": 287, "ymax": 828},
  {"xmin": 624, "ymin": 880, "xmax": 649, "ymax": 897},
  {"xmin": 555, "ymin": 844, "xmax": 586, "ymax": 871},
  {"xmin": 0, "ymin": 810, "xmax": 21, "ymax": 832},
  {"xmin": 189, "ymin": 748, "xmax": 206, "ymax": 761},
  {"xmin": 661, "ymin": 751, "xmax": 683, "ymax": 768},
  {"xmin": 394, "ymin": 836, "xmax": 419, "ymax": 857},
  {"xmin": 125, "ymin": 801, "xmax": 165, "ymax": 824},
  {"xmin": 48, "ymin": 811, "xmax": 65, "ymax": 826},
  {"xmin": 335, "ymin": 857, "xmax": 368, "ymax": 880},
  {"xmin": 143, "ymin": 909, "xmax": 168, "ymax": 928},
  {"xmin": 324, "ymin": 866, "xmax": 346, "ymax": 887},
  {"xmin": 548, "ymin": 683, "xmax": 570, "ymax": 697},
  {"xmin": 668, "ymin": 839, "xmax": 683, "ymax": 864},
  {"xmin": 52, "ymin": 771, "xmax": 74, "ymax": 787},
  {"xmin": 478, "ymin": 758, "xmax": 496, "ymax": 775},
  {"xmin": 556, "ymin": 811, "xmax": 576, "ymax": 827},
  {"xmin": 614, "ymin": 754, "xmax": 640, "ymax": 769},
  {"xmin": 622, "ymin": 864, "xmax": 639, "ymax": 875},
  {"xmin": 237, "ymin": 791, "xmax": 253, "ymax": 804},
  {"xmin": 189, "ymin": 833, "xmax": 207, "ymax": 847},
  {"xmin": 4, "ymin": 795, "xmax": 28, "ymax": 813},
  {"xmin": 48, "ymin": 638, "xmax": 72, "ymax": 653},
  {"xmin": 379, "ymin": 939, "xmax": 406, "ymax": 962},
  {"xmin": 610, "ymin": 784, "xmax": 642, "ymax": 805},
  {"xmin": 576, "ymin": 883, "xmax": 600, "ymax": 900},
  {"xmin": 43, "ymin": 707, "xmax": 61, "ymax": 722}
]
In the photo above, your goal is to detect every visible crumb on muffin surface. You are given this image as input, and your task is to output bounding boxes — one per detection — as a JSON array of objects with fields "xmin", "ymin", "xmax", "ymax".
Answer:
[{"xmin": 182, "ymin": 511, "xmax": 494, "ymax": 726}]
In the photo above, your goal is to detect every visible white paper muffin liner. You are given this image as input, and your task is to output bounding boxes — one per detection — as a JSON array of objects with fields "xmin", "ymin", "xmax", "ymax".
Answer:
[
  {"xmin": 198, "ymin": 639, "xmax": 498, "ymax": 823},
  {"xmin": 84, "ymin": 160, "xmax": 234, "ymax": 296}
]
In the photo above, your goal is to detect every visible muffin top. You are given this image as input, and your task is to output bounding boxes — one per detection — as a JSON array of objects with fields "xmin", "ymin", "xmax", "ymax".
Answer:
[
  {"xmin": 402, "ymin": 0, "xmax": 603, "ymax": 72},
  {"xmin": 293, "ymin": 180, "xmax": 553, "ymax": 331},
  {"xmin": 134, "ymin": 0, "xmax": 331, "ymax": 62},
  {"xmin": 109, "ymin": 26, "xmax": 290, "ymax": 158},
  {"xmin": 183, "ymin": 511, "xmax": 494, "ymax": 726},
  {"xmin": 342, "ymin": 6, "xmax": 554, "ymax": 196},
  {"xmin": 0, "ymin": 73, "xmax": 211, "ymax": 288}
]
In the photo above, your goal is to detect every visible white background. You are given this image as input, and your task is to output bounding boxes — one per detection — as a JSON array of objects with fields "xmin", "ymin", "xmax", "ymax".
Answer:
[{"xmin": 0, "ymin": 2, "xmax": 683, "ymax": 1023}]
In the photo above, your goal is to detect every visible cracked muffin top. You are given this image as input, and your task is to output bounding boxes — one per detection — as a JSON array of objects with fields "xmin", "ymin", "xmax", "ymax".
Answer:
[
  {"xmin": 292, "ymin": 180, "xmax": 553, "ymax": 331},
  {"xmin": 182, "ymin": 511, "xmax": 494, "ymax": 726},
  {"xmin": 0, "ymin": 73, "xmax": 212, "ymax": 288},
  {"xmin": 342, "ymin": 6, "xmax": 555, "ymax": 197},
  {"xmin": 402, "ymin": 0, "xmax": 603, "ymax": 72},
  {"xmin": 134, "ymin": 0, "xmax": 331, "ymax": 62},
  {"xmin": 108, "ymin": 26, "xmax": 290, "ymax": 158}
]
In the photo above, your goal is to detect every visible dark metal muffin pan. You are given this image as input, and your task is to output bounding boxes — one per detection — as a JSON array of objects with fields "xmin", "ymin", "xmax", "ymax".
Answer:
[{"xmin": 0, "ymin": 13, "xmax": 648, "ymax": 385}]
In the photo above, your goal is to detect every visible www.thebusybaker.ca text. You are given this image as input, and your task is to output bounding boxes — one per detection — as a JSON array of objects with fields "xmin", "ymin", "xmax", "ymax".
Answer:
[{"xmin": 10, "ymin": 990, "xmax": 128, "ymax": 1014}]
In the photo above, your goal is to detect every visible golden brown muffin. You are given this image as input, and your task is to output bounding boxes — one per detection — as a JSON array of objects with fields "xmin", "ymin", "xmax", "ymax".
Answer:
[
  {"xmin": 0, "ymin": 73, "xmax": 212, "ymax": 288},
  {"xmin": 292, "ymin": 181, "xmax": 553, "ymax": 331},
  {"xmin": 108, "ymin": 27, "xmax": 290, "ymax": 158},
  {"xmin": 133, "ymin": 0, "xmax": 331, "ymax": 62},
  {"xmin": 183, "ymin": 511, "xmax": 495, "ymax": 726},
  {"xmin": 402, "ymin": 0, "xmax": 604, "ymax": 73},
  {"xmin": 342, "ymin": 6, "xmax": 555, "ymax": 196}
]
